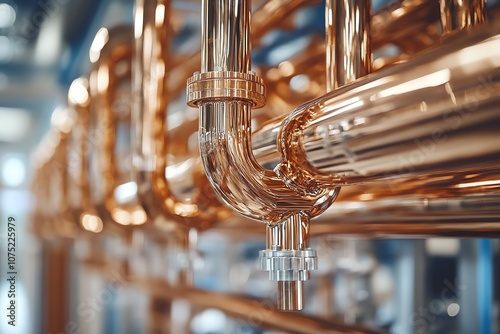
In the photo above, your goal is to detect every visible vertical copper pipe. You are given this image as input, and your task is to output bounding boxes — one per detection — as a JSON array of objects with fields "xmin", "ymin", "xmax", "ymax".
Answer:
[
  {"xmin": 133, "ymin": 0, "xmax": 229, "ymax": 233},
  {"xmin": 325, "ymin": 0, "xmax": 371, "ymax": 91},
  {"xmin": 439, "ymin": 0, "xmax": 486, "ymax": 34},
  {"xmin": 325, "ymin": 0, "xmax": 371, "ymax": 321},
  {"xmin": 201, "ymin": 0, "xmax": 251, "ymax": 72},
  {"xmin": 190, "ymin": 0, "xmax": 339, "ymax": 311},
  {"xmin": 42, "ymin": 242, "xmax": 70, "ymax": 334}
]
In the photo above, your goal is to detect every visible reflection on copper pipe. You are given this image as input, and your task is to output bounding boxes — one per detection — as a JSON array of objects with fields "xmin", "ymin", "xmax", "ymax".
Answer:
[
  {"xmin": 189, "ymin": 0, "xmax": 340, "ymax": 311},
  {"xmin": 439, "ymin": 0, "xmax": 486, "ymax": 34},
  {"xmin": 133, "ymin": 0, "xmax": 229, "ymax": 233},
  {"xmin": 67, "ymin": 77, "xmax": 105, "ymax": 234},
  {"xmin": 88, "ymin": 26, "xmax": 147, "ymax": 229},
  {"xmin": 372, "ymin": 0, "xmax": 440, "ymax": 52},
  {"xmin": 252, "ymin": 0, "xmax": 320, "ymax": 42},
  {"xmin": 325, "ymin": 0, "xmax": 371, "ymax": 91},
  {"xmin": 252, "ymin": 24, "xmax": 500, "ymax": 195}
]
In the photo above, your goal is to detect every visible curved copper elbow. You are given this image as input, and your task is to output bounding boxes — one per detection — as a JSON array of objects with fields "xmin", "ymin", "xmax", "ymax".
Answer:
[
  {"xmin": 133, "ymin": 0, "xmax": 230, "ymax": 233},
  {"xmin": 88, "ymin": 25, "xmax": 147, "ymax": 229},
  {"xmin": 187, "ymin": 0, "xmax": 339, "ymax": 311}
]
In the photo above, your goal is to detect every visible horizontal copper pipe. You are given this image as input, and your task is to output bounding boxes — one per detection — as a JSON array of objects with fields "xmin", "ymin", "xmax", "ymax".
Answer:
[
  {"xmin": 253, "ymin": 22, "xmax": 500, "ymax": 194},
  {"xmin": 210, "ymin": 192, "xmax": 500, "ymax": 238},
  {"xmin": 138, "ymin": 279, "xmax": 385, "ymax": 334}
]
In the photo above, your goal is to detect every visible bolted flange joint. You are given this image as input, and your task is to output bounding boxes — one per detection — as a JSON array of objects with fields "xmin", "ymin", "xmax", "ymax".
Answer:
[
  {"xmin": 186, "ymin": 71, "xmax": 266, "ymax": 109},
  {"xmin": 259, "ymin": 248, "xmax": 317, "ymax": 281}
]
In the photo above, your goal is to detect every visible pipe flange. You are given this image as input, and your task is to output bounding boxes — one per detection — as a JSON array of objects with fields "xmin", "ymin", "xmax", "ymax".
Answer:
[
  {"xmin": 259, "ymin": 248, "xmax": 317, "ymax": 281},
  {"xmin": 186, "ymin": 71, "xmax": 266, "ymax": 109}
]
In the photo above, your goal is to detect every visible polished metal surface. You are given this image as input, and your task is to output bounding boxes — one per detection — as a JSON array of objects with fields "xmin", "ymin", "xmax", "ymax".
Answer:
[
  {"xmin": 140, "ymin": 279, "xmax": 384, "ymax": 334},
  {"xmin": 133, "ymin": 0, "xmax": 229, "ymax": 233},
  {"xmin": 326, "ymin": 0, "xmax": 371, "ymax": 91},
  {"xmin": 27, "ymin": 0, "xmax": 500, "ymax": 331},
  {"xmin": 252, "ymin": 23, "xmax": 500, "ymax": 196},
  {"xmin": 440, "ymin": 0, "xmax": 486, "ymax": 34},
  {"xmin": 192, "ymin": 0, "xmax": 341, "ymax": 310},
  {"xmin": 202, "ymin": 0, "xmax": 251, "ymax": 72}
]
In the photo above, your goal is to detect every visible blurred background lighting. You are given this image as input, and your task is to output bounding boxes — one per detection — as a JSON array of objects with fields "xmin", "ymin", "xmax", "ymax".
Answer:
[
  {"xmin": 1, "ymin": 155, "xmax": 26, "ymax": 187},
  {"xmin": 0, "ymin": 107, "xmax": 33, "ymax": 143},
  {"xmin": 0, "ymin": 3, "xmax": 16, "ymax": 29},
  {"xmin": 0, "ymin": 35, "xmax": 13, "ymax": 62},
  {"xmin": 447, "ymin": 303, "xmax": 460, "ymax": 317}
]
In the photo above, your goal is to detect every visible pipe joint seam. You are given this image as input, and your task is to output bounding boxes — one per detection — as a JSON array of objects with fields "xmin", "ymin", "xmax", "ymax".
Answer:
[{"xmin": 187, "ymin": 71, "xmax": 266, "ymax": 108}]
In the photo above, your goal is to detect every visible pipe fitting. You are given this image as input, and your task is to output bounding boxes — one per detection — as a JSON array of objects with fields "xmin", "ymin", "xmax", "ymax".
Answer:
[
  {"xmin": 187, "ymin": 71, "xmax": 266, "ymax": 109},
  {"xmin": 190, "ymin": 0, "xmax": 339, "ymax": 310}
]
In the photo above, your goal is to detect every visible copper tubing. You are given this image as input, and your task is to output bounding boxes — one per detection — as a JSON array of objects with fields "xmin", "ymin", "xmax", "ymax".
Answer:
[
  {"xmin": 133, "ymin": 0, "xmax": 229, "ymax": 233},
  {"xmin": 439, "ymin": 0, "xmax": 486, "ymax": 34},
  {"xmin": 191, "ymin": 0, "xmax": 337, "ymax": 225},
  {"xmin": 170, "ymin": 0, "xmax": 440, "ymax": 101},
  {"xmin": 167, "ymin": 0, "xmax": 316, "ymax": 101},
  {"xmin": 88, "ymin": 26, "xmax": 147, "ymax": 229},
  {"xmin": 250, "ymin": 23, "xmax": 500, "ymax": 195},
  {"xmin": 67, "ymin": 78, "xmax": 105, "ymax": 234},
  {"xmin": 326, "ymin": 0, "xmax": 371, "ymax": 91},
  {"xmin": 139, "ymin": 280, "xmax": 384, "ymax": 334},
  {"xmin": 372, "ymin": 0, "xmax": 440, "ymax": 52},
  {"xmin": 251, "ymin": 0, "xmax": 320, "ymax": 42},
  {"xmin": 188, "ymin": 0, "xmax": 340, "ymax": 311}
]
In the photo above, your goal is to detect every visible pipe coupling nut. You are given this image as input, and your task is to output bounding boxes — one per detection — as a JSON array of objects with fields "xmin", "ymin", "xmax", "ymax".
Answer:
[
  {"xmin": 186, "ymin": 71, "xmax": 266, "ymax": 108},
  {"xmin": 259, "ymin": 248, "xmax": 317, "ymax": 281}
]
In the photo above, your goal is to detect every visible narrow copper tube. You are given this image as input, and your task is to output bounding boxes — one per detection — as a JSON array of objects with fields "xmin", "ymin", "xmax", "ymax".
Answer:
[
  {"xmin": 439, "ymin": 0, "xmax": 486, "ymax": 34},
  {"xmin": 88, "ymin": 25, "xmax": 147, "ymax": 229},
  {"xmin": 133, "ymin": 0, "xmax": 229, "ymax": 233}
]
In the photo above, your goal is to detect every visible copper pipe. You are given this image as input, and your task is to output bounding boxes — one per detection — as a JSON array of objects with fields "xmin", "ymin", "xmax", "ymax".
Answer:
[
  {"xmin": 439, "ymin": 0, "xmax": 486, "ymax": 34},
  {"xmin": 88, "ymin": 26, "xmax": 147, "ymax": 229},
  {"xmin": 372, "ymin": 0, "xmax": 440, "ymax": 52},
  {"xmin": 139, "ymin": 279, "xmax": 384, "ymax": 334},
  {"xmin": 133, "ymin": 0, "xmax": 229, "ymax": 234},
  {"xmin": 67, "ymin": 77, "xmax": 105, "ymax": 234},
  {"xmin": 42, "ymin": 241, "xmax": 71, "ymax": 334},
  {"xmin": 326, "ymin": 0, "xmax": 371, "ymax": 91},
  {"xmin": 167, "ymin": 0, "xmax": 316, "ymax": 101},
  {"xmin": 211, "ymin": 190, "xmax": 500, "ymax": 238},
  {"xmin": 250, "ymin": 23, "xmax": 500, "ymax": 195},
  {"xmin": 251, "ymin": 0, "xmax": 320, "ymax": 42},
  {"xmin": 325, "ymin": 0, "xmax": 371, "ymax": 322},
  {"xmin": 188, "ymin": 0, "xmax": 339, "ymax": 311},
  {"xmin": 170, "ymin": 0, "xmax": 439, "ymax": 100},
  {"xmin": 33, "ymin": 108, "xmax": 81, "ymax": 238},
  {"xmin": 313, "ymin": 193, "xmax": 500, "ymax": 237}
]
